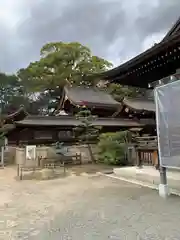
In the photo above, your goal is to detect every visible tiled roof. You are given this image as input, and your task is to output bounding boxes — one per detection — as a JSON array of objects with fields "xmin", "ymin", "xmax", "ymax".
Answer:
[
  {"xmin": 15, "ymin": 115, "xmax": 146, "ymax": 127},
  {"xmin": 123, "ymin": 98, "xmax": 155, "ymax": 112},
  {"xmin": 4, "ymin": 106, "xmax": 28, "ymax": 122},
  {"xmin": 64, "ymin": 86, "xmax": 120, "ymax": 108}
]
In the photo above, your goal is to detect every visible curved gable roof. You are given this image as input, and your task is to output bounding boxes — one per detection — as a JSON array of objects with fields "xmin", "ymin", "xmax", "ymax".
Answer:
[
  {"xmin": 123, "ymin": 98, "xmax": 155, "ymax": 112},
  {"xmin": 4, "ymin": 106, "xmax": 28, "ymax": 123},
  {"xmin": 64, "ymin": 86, "xmax": 120, "ymax": 109}
]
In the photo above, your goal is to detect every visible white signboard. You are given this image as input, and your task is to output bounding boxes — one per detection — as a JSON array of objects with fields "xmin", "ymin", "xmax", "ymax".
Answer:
[
  {"xmin": 26, "ymin": 145, "xmax": 36, "ymax": 160},
  {"xmin": 155, "ymin": 80, "xmax": 180, "ymax": 167}
]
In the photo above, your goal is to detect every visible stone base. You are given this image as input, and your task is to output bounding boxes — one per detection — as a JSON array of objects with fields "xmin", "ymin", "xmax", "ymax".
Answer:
[
  {"xmin": 18, "ymin": 168, "xmax": 66, "ymax": 180},
  {"xmin": 159, "ymin": 184, "xmax": 170, "ymax": 198}
]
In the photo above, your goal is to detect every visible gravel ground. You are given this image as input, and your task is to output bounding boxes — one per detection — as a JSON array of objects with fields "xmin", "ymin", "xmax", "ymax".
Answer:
[{"xmin": 1, "ymin": 170, "xmax": 180, "ymax": 239}]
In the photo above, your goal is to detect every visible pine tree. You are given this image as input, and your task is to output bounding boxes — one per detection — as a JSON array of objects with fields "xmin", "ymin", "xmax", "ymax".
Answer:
[{"xmin": 74, "ymin": 107, "xmax": 101, "ymax": 163}]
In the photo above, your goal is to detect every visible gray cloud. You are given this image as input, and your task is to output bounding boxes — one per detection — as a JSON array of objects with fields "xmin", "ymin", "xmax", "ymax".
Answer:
[
  {"xmin": 116, "ymin": 0, "xmax": 180, "ymax": 62},
  {"xmin": 1, "ymin": 0, "xmax": 180, "ymax": 73},
  {"xmin": 136, "ymin": 0, "xmax": 180, "ymax": 37}
]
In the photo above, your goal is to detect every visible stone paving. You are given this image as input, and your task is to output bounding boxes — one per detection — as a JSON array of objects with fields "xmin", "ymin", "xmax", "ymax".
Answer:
[
  {"xmin": 1, "ymin": 167, "xmax": 180, "ymax": 239},
  {"xmin": 114, "ymin": 166, "xmax": 180, "ymax": 194}
]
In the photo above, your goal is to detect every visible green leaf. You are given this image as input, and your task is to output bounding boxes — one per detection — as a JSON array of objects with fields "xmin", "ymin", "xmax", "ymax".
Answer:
[{"xmin": 18, "ymin": 41, "xmax": 113, "ymax": 92}]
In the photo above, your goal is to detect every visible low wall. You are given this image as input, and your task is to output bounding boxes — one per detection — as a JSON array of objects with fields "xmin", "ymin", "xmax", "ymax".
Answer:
[
  {"xmin": 15, "ymin": 147, "xmax": 35, "ymax": 167},
  {"xmin": 8, "ymin": 143, "xmax": 136, "ymax": 166},
  {"xmin": 15, "ymin": 147, "xmax": 49, "ymax": 167},
  {"xmin": 68, "ymin": 144, "xmax": 98, "ymax": 164},
  {"xmin": 45, "ymin": 144, "xmax": 98, "ymax": 164},
  {"xmin": 4, "ymin": 146, "xmax": 16, "ymax": 164},
  {"xmin": 13, "ymin": 144, "xmax": 98, "ymax": 167}
]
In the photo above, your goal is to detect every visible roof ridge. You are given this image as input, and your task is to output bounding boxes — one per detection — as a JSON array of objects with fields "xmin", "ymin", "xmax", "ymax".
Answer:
[
  {"xmin": 123, "ymin": 96, "xmax": 154, "ymax": 101},
  {"xmin": 25, "ymin": 115, "xmax": 142, "ymax": 121},
  {"xmin": 162, "ymin": 16, "xmax": 180, "ymax": 41},
  {"xmin": 66, "ymin": 85, "xmax": 103, "ymax": 91},
  {"xmin": 5, "ymin": 105, "xmax": 28, "ymax": 119}
]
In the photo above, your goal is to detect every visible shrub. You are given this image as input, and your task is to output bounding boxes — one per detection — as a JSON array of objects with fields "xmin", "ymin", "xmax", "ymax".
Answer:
[{"xmin": 97, "ymin": 131, "xmax": 131, "ymax": 165}]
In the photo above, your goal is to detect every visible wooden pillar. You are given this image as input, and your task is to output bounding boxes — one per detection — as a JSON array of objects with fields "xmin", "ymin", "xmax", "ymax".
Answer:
[{"xmin": 152, "ymin": 150, "xmax": 159, "ymax": 169}]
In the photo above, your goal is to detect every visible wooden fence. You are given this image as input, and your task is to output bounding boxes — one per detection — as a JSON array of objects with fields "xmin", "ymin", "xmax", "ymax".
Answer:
[{"xmin": 135, "ymin": 136, "xmax": 158, "ymax": 168}]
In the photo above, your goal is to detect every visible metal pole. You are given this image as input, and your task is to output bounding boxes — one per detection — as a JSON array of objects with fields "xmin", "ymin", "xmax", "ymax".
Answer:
[
  {"xmin": 159, "ymin": 165, "xmax": 169, "ymax": 198},
  {"xmin": 159, "ymin": 166, "xmax": 167, "ymax": 185},
  {"xmin": 154, "ymin": 80, "xmax": 169, "ymax": 198}
]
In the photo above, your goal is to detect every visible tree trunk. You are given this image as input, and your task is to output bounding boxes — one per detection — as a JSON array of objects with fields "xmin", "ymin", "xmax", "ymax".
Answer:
[{"xmin": 87, "ymin": 143, "xmax": 95, "ymax": 163}]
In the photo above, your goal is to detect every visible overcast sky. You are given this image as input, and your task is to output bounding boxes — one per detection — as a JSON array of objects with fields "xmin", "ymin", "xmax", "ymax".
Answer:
[{"xmin": 1, "ymin": 0, "xmax": 180, "ymax": 73}]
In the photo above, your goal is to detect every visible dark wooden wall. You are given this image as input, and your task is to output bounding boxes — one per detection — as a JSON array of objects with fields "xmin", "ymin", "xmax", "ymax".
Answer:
[
  {"xmin": 7, "ymin": 126, "xmax": 74, "ymax": 145},
  {"xmin": 7, "ymin": 125, "xmax": 131, "ymax": 145}
]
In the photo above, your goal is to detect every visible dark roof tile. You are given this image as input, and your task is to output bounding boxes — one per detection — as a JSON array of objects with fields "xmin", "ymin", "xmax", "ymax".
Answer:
[
  {"xmin": 15, "ymin": 115, "xmax": 146, "ymax": 127},
  {"xmin": 65, "ymin": 86, "xmax": 120, "ymax": 108},
  {"xmin": 123, "ymin": 98, "xmax": 155, "ymax": 112}
]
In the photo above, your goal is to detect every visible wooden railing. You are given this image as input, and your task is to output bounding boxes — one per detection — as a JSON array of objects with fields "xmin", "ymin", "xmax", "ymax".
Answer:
[{"xmin": 135, "ymin": 136, "xmax": 158, "ymax": 168}]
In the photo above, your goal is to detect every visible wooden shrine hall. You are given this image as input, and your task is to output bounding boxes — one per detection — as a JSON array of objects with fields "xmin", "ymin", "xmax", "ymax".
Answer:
[
  {"xmin": 96, "ymin": 16, "xmax": 180, "ymax": 88},
  {"xmin": 1, "ymin": 89, "xmax": 156, "ymax": 145},
  {"xmin": 4, "ymin": 114, "xmax": 152, "ymax": 146}
]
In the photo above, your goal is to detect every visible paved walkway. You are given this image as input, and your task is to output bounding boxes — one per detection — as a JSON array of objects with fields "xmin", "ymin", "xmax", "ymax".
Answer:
[
  {"xmin": 114, "ymin": 166, "xmax": 180, "ymax": 194},
  {"xmin": 31, "ymin": 176, "xmax": 180, "ymax": 240},
  {"xmin": 0, "ymin": 168, "xmax": 180, "ymax": 239}
]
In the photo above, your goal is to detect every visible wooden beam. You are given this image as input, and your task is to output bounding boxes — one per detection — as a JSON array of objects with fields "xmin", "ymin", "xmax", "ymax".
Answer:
[{"xmin": 111, "ymin": 105, "xmax": 123, "ymax": 118}]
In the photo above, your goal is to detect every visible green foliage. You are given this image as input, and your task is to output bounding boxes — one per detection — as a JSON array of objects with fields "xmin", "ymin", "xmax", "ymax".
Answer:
[
  {"xmin": 74, "ymin": 108, "xmax": 101, "ymax": 162},
  {"xmin": 97, "ymin": 131, "xmax": 131, "ymax": 165},
  {"xmin": 0, "ymin": 71, "xmax": 54, "ymax": 115},
  {"xmin": 0, "ymin": 73, "xmax": 30, "ymax": 114},
  {"xmin": 18, "ymin": 42, "xmax": 113, "ymax": 92},
  {"xmin": 107, "ymin": 83, "xmax": 148, "ymax": 101},
  {"xmin": 17, "ymin": 67, "xmax": 43, "ymax": 93},
  {"xmin": 74, "ymin": 108, "xmax": 101, "ymax": 143},
  {"xmin": 0, "ymin": 121, "xmax": 13, "ymax": 147},
  {"xmin": 16, "ymin": 41, "xmax": 113, "ymax": 115}
]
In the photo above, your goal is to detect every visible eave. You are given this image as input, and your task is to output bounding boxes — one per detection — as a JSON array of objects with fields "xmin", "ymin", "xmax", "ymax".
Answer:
[{"xmin": 96, "ymin": 32, "xmax": 180, "ymax": 88}]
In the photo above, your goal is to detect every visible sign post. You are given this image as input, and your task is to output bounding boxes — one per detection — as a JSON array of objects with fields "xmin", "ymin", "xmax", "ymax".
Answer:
[
  {"xmin": 154, "ymin": 78, "xmax": 180, "ymax": 197},
  {"xmin": 159, "ymin": 166, "xmax": 168, "ymax": 197},
  {"xmin": 154, "ymin": 87, "xmax": 169, "ymax": 198}
]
